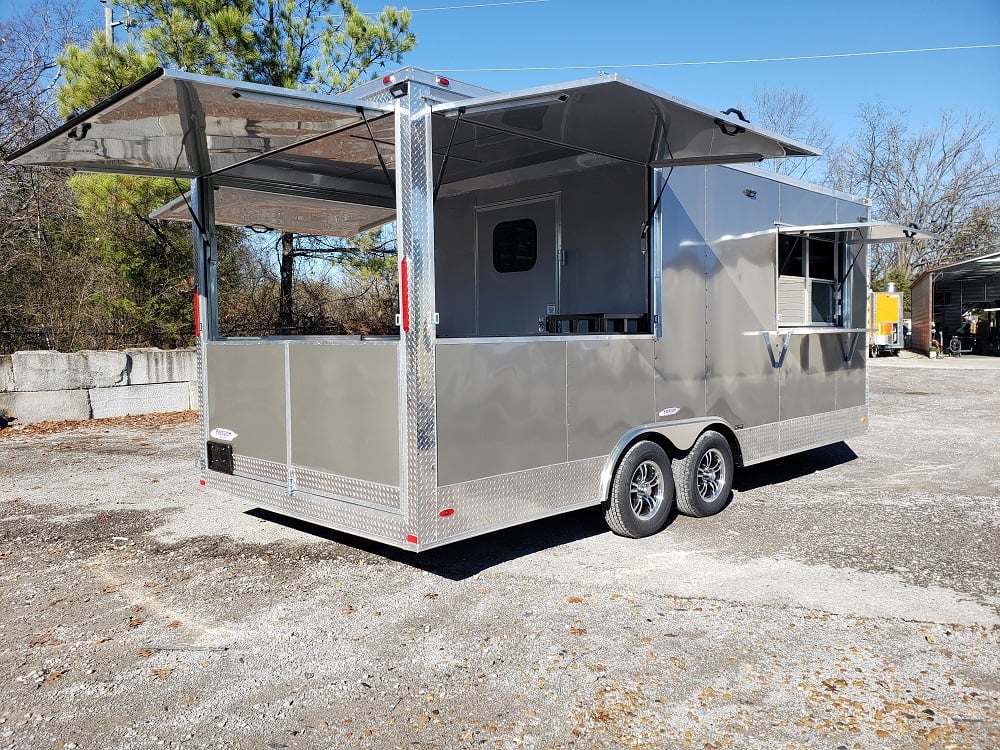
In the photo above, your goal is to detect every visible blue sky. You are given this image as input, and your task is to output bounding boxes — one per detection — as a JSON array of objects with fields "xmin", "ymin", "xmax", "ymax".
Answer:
[{"xmin": 3, "ymin": 0, "xmax": 998, "ymax": 150}]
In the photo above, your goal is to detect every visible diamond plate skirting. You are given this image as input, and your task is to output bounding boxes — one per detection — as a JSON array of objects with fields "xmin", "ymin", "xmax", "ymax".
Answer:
[
  {"xmin": 233, "ymin": 454, "xmax": 287, "ymax": 484},
  {"xmin": 202, "ymin": 472, "xmax": 407, "ymax": 548},
  {"xmin": 295, "ymin": 468, "xmax": 400, "ymax": 511},
  {"xmin": 738, "ymin": 405, "xmax": 868, "ymax": 465},
  {"xmin": 435, "ymin": 456, "xmax": 607, "ymax": 542}
]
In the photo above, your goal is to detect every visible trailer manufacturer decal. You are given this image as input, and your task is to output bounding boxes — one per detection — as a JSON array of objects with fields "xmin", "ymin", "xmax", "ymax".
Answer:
[{"xmin": 209, "ymin": 428, "xmax": 238, "ymax": 442}]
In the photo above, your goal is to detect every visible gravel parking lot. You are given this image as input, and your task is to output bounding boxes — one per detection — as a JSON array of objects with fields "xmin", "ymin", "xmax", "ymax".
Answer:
[{"xmin": 1, "ymin": 355, "xmax": 998, "ymax": 749}]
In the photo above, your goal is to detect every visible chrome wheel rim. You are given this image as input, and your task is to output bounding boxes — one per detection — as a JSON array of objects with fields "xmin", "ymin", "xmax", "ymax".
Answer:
[
  {"xmin": 629, "ymin": 460, "xmax": 664, "ymax": 520},
  {"xmin": 696, "ymin": 448, "xmax": 726, "ymax": 504}
]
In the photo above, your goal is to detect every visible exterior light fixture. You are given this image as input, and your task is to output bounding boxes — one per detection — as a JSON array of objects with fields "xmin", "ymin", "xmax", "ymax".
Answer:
[{"xmin": 743, "ymin": 188, "xmax": 757, "ymax": 199}]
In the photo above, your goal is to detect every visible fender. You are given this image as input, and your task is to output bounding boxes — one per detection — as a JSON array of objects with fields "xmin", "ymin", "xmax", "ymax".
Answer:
[{"xmin": 599, "ymin": 417, "xmax": 738, "ymax": 502}]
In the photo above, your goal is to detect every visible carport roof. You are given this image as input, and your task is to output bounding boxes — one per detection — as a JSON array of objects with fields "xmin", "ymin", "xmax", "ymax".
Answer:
[{"xmin": 918, "ymin": 250, "xmax": 1000, "ymax": 286}]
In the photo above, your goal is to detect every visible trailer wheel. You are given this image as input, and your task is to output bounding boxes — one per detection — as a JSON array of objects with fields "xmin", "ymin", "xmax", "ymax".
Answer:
[
  {"xmin": 672, "ymin": 431, "xmax": 734, "ymax": 518},
  {"xmin": 604, "ymin": 440, "xmax": 674, "ymax": 538}
]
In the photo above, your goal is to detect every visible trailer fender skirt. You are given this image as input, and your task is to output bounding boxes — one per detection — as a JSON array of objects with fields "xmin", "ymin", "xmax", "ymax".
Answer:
[{"xmin": 599, "ymin": 418, "xmax": 736, "ymax": 501}]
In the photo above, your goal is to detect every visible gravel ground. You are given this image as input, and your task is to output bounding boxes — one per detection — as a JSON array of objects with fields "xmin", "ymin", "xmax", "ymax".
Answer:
[{"xmin": 0, "ymin": 357, "xmax": 997, "ymax": 749}]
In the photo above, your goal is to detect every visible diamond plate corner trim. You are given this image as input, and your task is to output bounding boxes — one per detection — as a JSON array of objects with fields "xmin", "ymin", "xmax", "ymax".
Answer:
[
  {"xmin": 294, "ymin": 467, "xmax": 400, "ymax": 511},
  {"xmin": 437, "ymin": 457, "xmax": 607, "ymax": 537},
  {"xmin": 203, "ymin": 472, "xmax": 407, "ymax": 549},
  {"xmin": 233, "ymin": 454, "xmax": 287, "ymax": 484},
  {"xmin": 737, "ymin": 405, "xmax": 868, "ymax": 465},
  {"xmin": 397, "ymin": 81, "xmax": 439, "ymax": 544}
]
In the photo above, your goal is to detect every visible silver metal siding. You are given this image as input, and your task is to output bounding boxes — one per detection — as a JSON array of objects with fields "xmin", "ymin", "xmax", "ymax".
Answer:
[
  {"xmin": 288, "ymin": 341, "xmax": 400, "ymax": 486},
  {"xmin": 566, "ymin": 338, "xmax": 655, "ymax": 460},
  {"xmin": 206, "ymin": 342, "xmax": 287, "ymax": 464},
  {"xmin": 435, "ymin": 340, "xmax": 567, "ymax": 486},
  {"xmin": 656, "ymin": 166, "xmax": 708, "ymax": 420}
]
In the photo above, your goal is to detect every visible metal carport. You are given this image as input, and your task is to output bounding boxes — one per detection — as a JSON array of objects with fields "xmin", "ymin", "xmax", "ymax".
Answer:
[{"xmin": 911, "ymin": 251, "xmax": 1000, "ymax": 355}]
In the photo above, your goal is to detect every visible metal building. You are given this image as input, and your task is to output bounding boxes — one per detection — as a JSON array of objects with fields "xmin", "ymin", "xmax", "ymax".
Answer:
[{"xmin": 911, "ymin": 251, "xmax": 1000, "ymax": 355}]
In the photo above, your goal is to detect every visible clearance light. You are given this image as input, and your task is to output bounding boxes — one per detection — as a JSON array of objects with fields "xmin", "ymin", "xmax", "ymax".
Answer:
[
  {"xmin": 199, "ymin": 479, "xmax": 207, "ymax": 486},
  {"xmin": 406, "ymin": 534, "xmax": 418, "ymax": 544},
  {"xmin": 439, "ymin": 508, "xmax": 455, "ymax": 518},
  {"xmin": 400, "ymin": 256, "xmax": 410, "ymax": 333},
  {"xmin": 437, "ymin": 76, "xmax": 450, "ymax": 87}
]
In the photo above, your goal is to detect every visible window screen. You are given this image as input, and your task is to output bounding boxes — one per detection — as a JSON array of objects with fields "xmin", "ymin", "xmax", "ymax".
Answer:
[{"xmin": 493, "ymin": 219, "xmax": 537, "ymax": 273}]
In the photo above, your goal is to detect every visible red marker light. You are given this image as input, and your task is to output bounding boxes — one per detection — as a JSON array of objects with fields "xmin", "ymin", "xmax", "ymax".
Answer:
[
  {"xmin": 405, "ymin": 534, "xmax": 418, "ymax": 544},
  {"xmin": 438, "ymin": 508, "xmax": 455, "ymax": 518},
  {"xmin": 383, "ymin": 75, "xmax": 394, "ymax": 85},
  {"xmin": 437, "ymin": 76, "xmax": 450, "ymax": 87},
  {"xmin": 399, "ymin": 256, "xmax": 410, "ymax": 333},
  {"xmin": 193, "ymin": 287, "xmax": 200, "ymax": 337},
  {"xmin": 199, "ymin": 479, "xmax": 206, "ymax": 486}
]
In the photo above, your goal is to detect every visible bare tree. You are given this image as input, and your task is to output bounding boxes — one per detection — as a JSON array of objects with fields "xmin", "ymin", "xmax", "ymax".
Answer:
[
  {"xmin": 739, "ymin": 86, "xmax": 835, "ymax": 181},
  {"xmin": 828, "ymin": 103, "xmax": 1000, "ymax": 280}
]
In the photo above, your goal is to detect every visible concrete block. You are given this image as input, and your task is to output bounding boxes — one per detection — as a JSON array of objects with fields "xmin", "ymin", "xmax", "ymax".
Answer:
[
  {"xmin": 80, "ymin": 350, "xmax": 130, "ymax": 388},
  {"xmin": 89, "ymin": 382, "xmax": 191, "ymax": 419},
  {"xmin": 12, "ymin": 350, "xmax": 128, "ymax": 391},
  {"xmin": 188, "ymin": 378, "xmax": 201, "ymax": 411},
  {"xmin": 0, "ymin": 389, "xmax": 92, "ymax": 425},
  {"xmin": 126, "ymin": 348, "xmax": 197, "ymax": 385},
  {"xmin": 0, "ymin": 356, "xmax": 12, "ymax": 391}
]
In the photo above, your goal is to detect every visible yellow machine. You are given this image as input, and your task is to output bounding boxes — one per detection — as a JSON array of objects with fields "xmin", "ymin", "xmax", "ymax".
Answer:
[{"xmin": 868, "ymin": 284, "xmax": 904, "ymax": 357}]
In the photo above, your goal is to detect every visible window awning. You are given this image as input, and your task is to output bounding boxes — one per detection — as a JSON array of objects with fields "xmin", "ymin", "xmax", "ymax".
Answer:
[
  {"xmin": 151, "ymin": 186, "xmax": 395, "ymax": 238},
  {"xmin": 6, "ymin": 67, "xmax": 394, "ymax": 193},
  {"xmin": 778, "ymin": 221, "xmax": 940, "ymax": 244},
  {"xmin": 431, "ymin": 75, "xmax": 819, "ymax": 173}
]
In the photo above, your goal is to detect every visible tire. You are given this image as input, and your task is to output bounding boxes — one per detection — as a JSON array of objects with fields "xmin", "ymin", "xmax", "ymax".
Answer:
[
  {"xmin": 604, "ymin": 440, "xmax": 674, "ymax": 538},
  {"xmin": 672, "ymin": 430, "xmax": 734, "ymax": 518}
]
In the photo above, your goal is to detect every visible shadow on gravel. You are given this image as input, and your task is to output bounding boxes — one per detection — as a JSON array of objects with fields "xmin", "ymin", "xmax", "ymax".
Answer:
[
  {"xmin": 734, "ymin": 441, "xmax": 858, "ymax": 491},
  {"xmin": 246, "ymin": 505, "xmax": 612, "ymax": 580}
]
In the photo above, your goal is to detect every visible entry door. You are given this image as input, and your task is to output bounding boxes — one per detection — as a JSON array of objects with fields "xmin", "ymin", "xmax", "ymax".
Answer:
[{"xmin": 475, "ymin": 195, "xmax": 559, "ymax": 336}]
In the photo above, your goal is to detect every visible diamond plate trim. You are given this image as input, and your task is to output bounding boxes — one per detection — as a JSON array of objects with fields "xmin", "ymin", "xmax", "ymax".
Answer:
[
  {"xmin": 203, "ymin": 473, "xmax": 408, "ymax": 549},
  {"xmin": 437, "ymin": 457, "xmax": 606, "ymax": 539},
  {"xmin": 738, "ymin": 405, "xmax": 868, "ymax": 465},
  {"xmin": 295, "ymin": 467, "xmax": 400, "ymax": 511},
  {"xmin": 397, "ymin": 82, "xmax": 440, "ymax": 544},
  {"xmin": 233, "ymin": 454, "xmax": 287, "ymax": 484}
]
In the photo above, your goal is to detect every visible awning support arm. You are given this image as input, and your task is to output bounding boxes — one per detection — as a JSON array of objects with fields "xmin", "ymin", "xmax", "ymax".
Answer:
[
  {"xmin": 836, "ymin": 229, "xmax": 867, "ymax": 294},
  {"xmin": 433, "ymin": 109, "xmax": 463, "ymax": 204},
  {"xmin": 360, "ymin": 108, "xmax": 395, "ymax": 200}
]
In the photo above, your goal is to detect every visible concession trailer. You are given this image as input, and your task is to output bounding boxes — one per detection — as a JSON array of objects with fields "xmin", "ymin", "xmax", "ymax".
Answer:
[
  {"xmin": 868, "ymin": 284, "xmax": 905, "ymax": 357},
  {"xmin": 8, "ymin": 67, "xmax": 936, "ymax": 550}
]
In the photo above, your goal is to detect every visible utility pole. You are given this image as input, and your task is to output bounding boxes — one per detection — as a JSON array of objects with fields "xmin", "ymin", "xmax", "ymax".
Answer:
[{"xmin": 99, "ymin": 0, "xmax": 122, "ymax": 44}]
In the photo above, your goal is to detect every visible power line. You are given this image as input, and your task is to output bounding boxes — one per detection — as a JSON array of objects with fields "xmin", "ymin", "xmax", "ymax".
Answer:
[
  {"xmin": 407, "ymin": 0, "xmax": 551, "ymax": 11},
  {"xmin": 436, "ymin": 43, "xmax": 1000, "ymax": 73}
]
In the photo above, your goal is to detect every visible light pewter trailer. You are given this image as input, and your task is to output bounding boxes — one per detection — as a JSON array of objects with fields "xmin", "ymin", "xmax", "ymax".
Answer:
[{"xmin": 9, "ymin": 67, "xmax": 936, "ymax": 550}]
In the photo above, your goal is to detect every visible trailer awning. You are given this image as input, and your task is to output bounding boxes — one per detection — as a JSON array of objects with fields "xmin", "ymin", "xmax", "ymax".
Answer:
[
  {"xmin": 151, "ymin": 187, "xmax": 395, "ymax": 237},
  {"xmin": 778, "ymin": 221, "xmax": 940, "ymax": 244},
  {"xmin": 430, "ymin": 75, "xmax": 819, "ymax": 180},
  {"xmin": 6, "ymin": 68, "xmax": 394, "ymax": 197}
]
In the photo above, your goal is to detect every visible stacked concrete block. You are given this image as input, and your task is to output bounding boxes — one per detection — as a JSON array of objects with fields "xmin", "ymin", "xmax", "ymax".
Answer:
[{"xmin": 0, "ymin": 348, "xmax": 197, "ymax": 425}]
